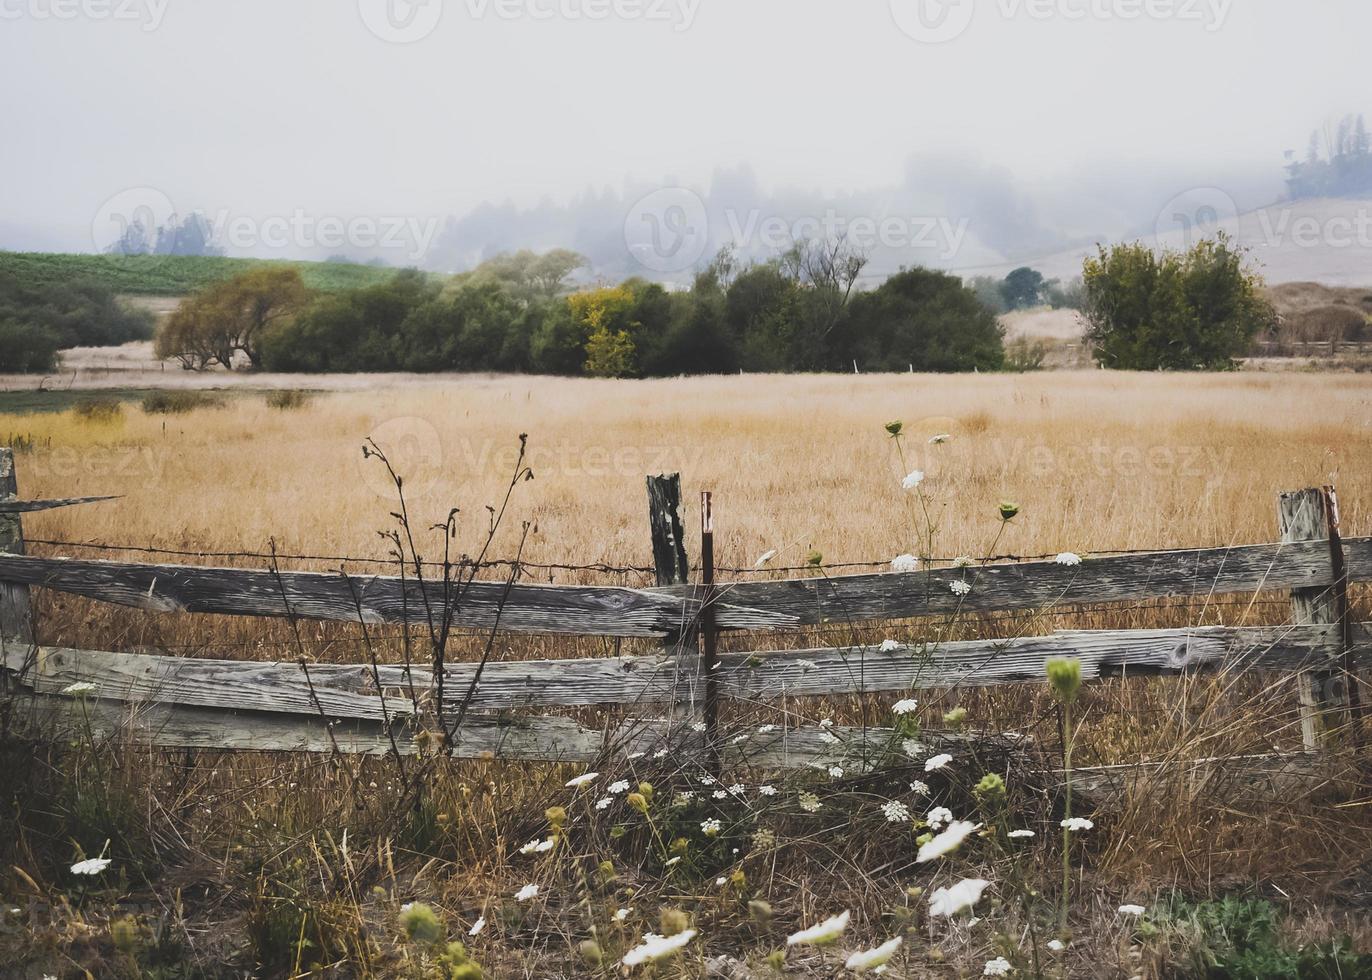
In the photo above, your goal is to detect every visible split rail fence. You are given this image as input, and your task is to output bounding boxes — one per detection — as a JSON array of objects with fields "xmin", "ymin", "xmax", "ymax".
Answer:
[{"xmin": 0, "ymin": 449, "xmax": 1368, "ymax": 801}]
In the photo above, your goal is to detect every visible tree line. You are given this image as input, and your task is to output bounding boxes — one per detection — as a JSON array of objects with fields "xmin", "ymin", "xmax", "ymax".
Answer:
[{"xmin": 158, "ymin": 245, "xmax": 1008, "ymax": 376}]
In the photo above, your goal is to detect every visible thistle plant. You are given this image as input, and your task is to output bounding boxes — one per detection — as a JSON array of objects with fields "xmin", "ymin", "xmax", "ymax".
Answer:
[{"xmin": 1046, "ymin": 656, "xmax": 1083, "ymax": 933}]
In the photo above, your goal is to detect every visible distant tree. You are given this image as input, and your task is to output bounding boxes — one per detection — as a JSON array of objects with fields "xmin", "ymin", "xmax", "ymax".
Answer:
[
  {"xmin": 1044, "ymin": 277, "xmax": 1085, "ymax": 311},
  {"xmin": 844, "ymin": 267, "xmax": 1005, "ymax": 372},
  {"xmin": 453, "ymin": 249, "xmax": 586, "ymax": 304},
  {"xmin": 1081, "ymin": 235, "xmax": 1275, "ymax": 370},
  {"xmin": 157, "ymin": 268, "xmax": 309, "ymax": 370},
  {"xmin": 0, "ymin": 271, "xmax": 154, "ymax": 347},
  {"xmin": 1000, "ymin": 267, "xmax": 1046, "ymax": 310},
  {"xmin": 968, "ymin": 276, "xmax": 1008, "ymax": 315},
  {"xmin": 154, "ymin": 213, "xmax": 224, "ymax": 257}
]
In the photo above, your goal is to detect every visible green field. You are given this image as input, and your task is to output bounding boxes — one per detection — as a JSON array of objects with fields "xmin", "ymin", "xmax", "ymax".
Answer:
[{"xmin": 0, "ymin": 251, "xmax": 403, "ymax": 296}]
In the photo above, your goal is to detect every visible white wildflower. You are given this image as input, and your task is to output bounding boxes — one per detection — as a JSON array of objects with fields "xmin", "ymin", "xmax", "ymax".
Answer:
[
  {"xmin": 715, "ymin": 876, "xmax": 727, "ymax": 887},
  {"xmin": 929, "ymin": 433, "xmax": 951, "ymax": 444},
  {"xmin": 730, "ymin": 734, "xmax": 749, "ymax": 745},
  {"xmin": 952, "ymin": 555, "xmax": 975, "ymax": 568},
  {"xmin": 846, "ymin": 936, "xmax": 902, "ymax": 973},
  {"xmin": 917, "ymin": 820, "xmax": 981, "ymax": 862},
  {"xmin": 798, "ymin": 791, "xmax": 822, "ymax": 813},
  {"xmin": 607, "ymin": 779, "xmax": 630, "ymax": 795},
  {"xmin": 713, "ymin": 790, "xmax": 728, "ymax": 800},
  {"xmin": 758, "ymin": 784, "xmax": 777, "ymax": 796},
  {"xmin": 984, "ymin": 956, "xmax": 1013, "ymax": 976},
  {"xmin": 925, "ymin": 806, "xmax": 953, "ymax": 829},
  {"xmin": 902, "ymin": 470, "xmax": 924, "ymax": 490},
  {"xmin": 928, "ymin": 877, "xmax": 990, "ymax": 917},
  {"xmin": 514, "ymin": 883, "xmax": 539, "ymax": 902},
  {"xmin": 652, "ymin": 748, "xmax": 668, "ymax": 759},
  {"xmin": 60, "ymin": 682, "xmax": 96, "ymax": 697},
  {"xmin": 1055, "ymin": 552, "xmax": 1082, "ymax": 566},
  {"xmin": 564, "ymin": 772, "xmax": 599, "ymax": 789},
  {"xmin": 1118, "ymin": 903, "xmax": 1146, "ymax": 916},
  {"xmin": 880, "ymin": 800, "xmax": 911, "ymax": 823},
  {"xmin": 701, "ymin": 818, "xmax": 722, "ymax": 836},
  {"xmin": 892, "ymin": 698, "xmax": 919, "ymax": 715},
  {"xmin": 614, "ymin": 907, "xmax": 632, "ymax": 922},
  {"xmin": 818, "ymin": 717, "xmax": 834, "ymax": 728},
  {"xmin": 786, "ymin": 909, "xmax": 850, "ymax": 947},
  {"xmin": 622, "ymin": 928, "xmax": 697, "ymax": 967},
  {"xmin": 758, "ymin": 724, "xmax": 777, "ymax": 733},
  {"xmin": 691, "ymin": 721, "xmax": 707, "ymax": 732},
  {"xmin": 728, "ymin": 784, "xmax": 745, "ymax": 796},
  {"xmin": 468, "ymin": 916, "xmax": 486, "ymax": 936},
  {"xmin": 908, "ymin": 779, "xmax": 930, "ymax": 795},
  {"xmin": 1060, "ymin": 817, "xmax": 1094, "ymax": 832},
  {"xmin": 891, "ymin": 554, "xmax": 919, "ymax": 573},
  {"xmin": 879, "ymin": 639, "xmax": 901, "ymax": 653},
  {"xmin": 949, "ymin": 580, "xmax": 972, "ymax": 596},
  {"xmin": 70, "ymin": 857, "xmax": 110, "ymax": 876},
  {"xmin": 595, "ymin": 797, "xmax": 614, "ymax": 810},
  {"xmin": 664, "ymin": 856, "xmax": 681, "ymax": 867},
  {"xmin": 1047, "ymin": 939, "xmax": 1066, "ymax": 951},
  {"xmin": 699, "ymin": 774, "xmax": 716, "ymax": 785},
  {"xmin": 827, "ymin": 766, "xmax": 844, "ymax": 779},
  {"xmin": 674, "ymin": 791, "xmax": 695, "ymax": 804},
  {"xmin": 1007, "ymin": 829, "xmax": 1035, "ymax": 839},
  {"xmin": 925, "ymin": 753, "xmax": 953, "ymax": 772},
  {"xmin": 518, "ymin": 838, "xmax": 546, "ymax": 855}
]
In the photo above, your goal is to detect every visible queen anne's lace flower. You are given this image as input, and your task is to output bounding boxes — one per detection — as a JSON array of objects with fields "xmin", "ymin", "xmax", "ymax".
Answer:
[
  {"xmin": 984, "ymin": 956, "xmax": 1012, "ymax": 976},
  {"xmin": 925, "ymin": 806, "xmax": 953, "ymax": 829},
  {"xmin": 622, "ymin": 929, "xmax": 697, "ymax": 966},
  {"xmin": 607, "ymin": 779, "xmax": 630, "ymax": 795},
  {"xmin": 1118, "ymin": 903, "xmax": 1146, "ymax": 916},
  {"xmin": 786, "ymin": 910, "xmax": 850, "ymax": 946},
  {"xmin": 468, "ymin": 916, "xmax": 486, "ymax": 936},
  {"xmin": 917, "ymin": 820, "xmax": 981, "ymax": 862},
  {"xmin": 892, "ymin": 698, "xmax": 918, "ymax": 715},
  {"xmin": 1061, "ymin": 817, "xmax": 1094, "ymax": 832},
  {"xmin": 1007, "ymin": 829, "xmax": 1035, "ymax": 839},
  {"xmin": 879, "ymin": 639, "xmax": 901, "ymax": 652},
  {"xmin": 61, "ymin": 682, "xmax": 96, "ymax": 697},
  {"xmin": 564, "ymin": 772, "xmax": 598, "ymax": 789},
  {"xmin": 902, "ymin": 470, "xmax": 925, "ymax": 490},
  {"xmin": 880, "ymin": 800, "xmax": 911, "ymax": 823},
  {"xmin": 70, "ymin": 857, "xmax": 110, "ymax": 875},
  {"xmin": 845, "ymin": 936, "xmax": 902, "ymax": 973},
  {"xmin": 925, "ymin": 753, "xmax": 953, "ymax": 772},
  {"xmin": 928, "ymin": 878, "xmax": 989, "ymax": 917},
  {"xmin": 700, "ymin": 818, "xmax": 722, "ymax": 836},
  {"xmin": 515, "ymin": 883, "xmax": 539, "ymax": 902},
  {"xmin": 891, "ymin": 554, "xmax": 919, "ymax": 573},
  {"xmin": 950, "ymin": 580, "xmax": 972, "ymax": 596},
  {"xmin": 908, "ymin": 779, "xmax": 930, "ymax": 794},
  {"xmin": 1055, "ymin": 552, "xmax": 1082, "ymax": 566}
]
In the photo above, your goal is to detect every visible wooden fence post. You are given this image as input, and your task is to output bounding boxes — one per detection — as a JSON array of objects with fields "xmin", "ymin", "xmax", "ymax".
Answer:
[
  {"xmin": 645, "ymin": 474, "xmax": 688, "ymax": 588},
  {"xmin": 1278, "ymin": 487, "xmax": 1344, "ymax": 750},
  {"xmin": 0, "ymin": 449, "xmax": 33, "ymax": 644},
  {"xmin": 699, "ymin": 491, "xmax": 719, "ymax": 773}
]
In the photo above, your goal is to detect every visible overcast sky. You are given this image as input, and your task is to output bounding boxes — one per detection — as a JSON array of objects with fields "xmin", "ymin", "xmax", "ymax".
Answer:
[{"xmin": 1, "ymin": 0, "xmax": 1366, "ymax": 256}]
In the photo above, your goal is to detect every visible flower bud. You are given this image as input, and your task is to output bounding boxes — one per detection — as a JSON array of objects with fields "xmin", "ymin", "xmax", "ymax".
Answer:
[
  {"xmin": 1046, "ymin": 657, "xmax": 1082, "ymax": 704},
  {"xmin": 998, "ymin": 501, "xmax": 1020, "ymax": 522}
]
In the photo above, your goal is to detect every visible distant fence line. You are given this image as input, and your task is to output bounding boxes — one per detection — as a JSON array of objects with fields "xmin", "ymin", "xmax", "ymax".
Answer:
[{"xmin": 0, "ymin": 452, "xmax": 1366, "ymax": 792}]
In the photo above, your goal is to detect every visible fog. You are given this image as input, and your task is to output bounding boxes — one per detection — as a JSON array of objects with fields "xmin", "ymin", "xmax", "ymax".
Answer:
[{"xmin": 1, "ymin": 0, "xmax": 1366, "ymax": 279}]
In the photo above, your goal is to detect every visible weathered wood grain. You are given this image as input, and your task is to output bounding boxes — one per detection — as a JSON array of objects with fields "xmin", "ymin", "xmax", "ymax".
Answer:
[
  {"xmin": 0, "ymin": 553, "xmax": 778, "ymax": 637},
  {"xmin": 658, "ymin": 538, "xmax": 1372, "ymax": 628},
  {"xmin": 0, "ymin": 495, "xmax": 119, "ymax": 514},
  {"xmin": 7, "ymin": 689, "xmax": 1005, "ymax": 769},
  {"xmin": 1279, "ymin": 489, "xmax": 1341, "ymax": 750},
  {"xmin": 5, "ymin": 625, "xmax": 1360, "ymax": 724},
  {"xmin": 1067, "ymin": 750, "xmax": 1353, "ymax": 806}
]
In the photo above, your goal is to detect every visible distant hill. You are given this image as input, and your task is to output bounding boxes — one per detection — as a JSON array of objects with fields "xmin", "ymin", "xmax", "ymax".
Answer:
[
  {"xmin": 973, "ymin": 197, "xmax": 1372, "ymax": 289},
  {"xmin": 0, "ymin": 252, "xmax": 401, "ymax": 296}
]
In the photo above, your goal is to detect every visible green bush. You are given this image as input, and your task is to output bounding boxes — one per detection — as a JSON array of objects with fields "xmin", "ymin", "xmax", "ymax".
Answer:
[
  {"xmin": 73, "ymin": 398, "xmax": 125, "ymax": 423},
  {"xmin": 0, "ymin": 321, "xmax": 61, "ymax": 373},
  {"xmin": 1082, "ymin": 236, "xmax": 1276, "ymax": 370}
]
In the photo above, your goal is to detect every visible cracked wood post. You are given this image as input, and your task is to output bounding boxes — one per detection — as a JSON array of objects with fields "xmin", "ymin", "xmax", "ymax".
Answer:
[
  {"xmin": 700, "ymin": 490, "xmax": 719, "ymax": 773},
  {"xmin": 1279, "ymin": 487, "xmax": 1344, "ymax": 750},
  {"xmin": 646, "ymin": 473, "xmax": 700, "ymax": 750},
  {"xmin": 0, "ymin": 448, "xmax": 36, "ymax": 702}
]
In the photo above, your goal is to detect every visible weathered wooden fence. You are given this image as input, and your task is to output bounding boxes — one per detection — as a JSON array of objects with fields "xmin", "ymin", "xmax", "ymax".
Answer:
[{"xmin": 0, "ymin": 449, "xmax": 1367, "ymax": 793}]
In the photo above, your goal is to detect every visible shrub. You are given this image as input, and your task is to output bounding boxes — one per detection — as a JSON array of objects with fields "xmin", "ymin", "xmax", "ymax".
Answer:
[
  {"xmin": 140, "ymin": 390, "xmax": 223, "ymax": 414},
  {"xmin": 1284, "ymin": 305, "xmax": 1368, "ymax": 345},
  {"xmin": 1082, "ymin": 235, "xmax": 1276, "ymax": 370},
  {"xmin": 265, "ymin": 389, "xmax": 312, "ymax": 410},
  {"xmin": 0, "ymin": 321, "xmax": 61, "ymax": 373},
  {"xmin": 72, "ymin": 398, "xmax": 125, "ymax": 424}
]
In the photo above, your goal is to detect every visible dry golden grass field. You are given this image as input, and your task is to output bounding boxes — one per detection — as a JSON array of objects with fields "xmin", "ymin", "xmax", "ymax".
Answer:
[{"xmin": 4, "ymin": 370, "xmax": 1372, "ymax": 978}]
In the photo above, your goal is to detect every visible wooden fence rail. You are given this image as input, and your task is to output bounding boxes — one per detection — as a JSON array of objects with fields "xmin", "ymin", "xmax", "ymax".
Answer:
[{"xmin": 0, "ymin": 447, "xmax": 1366, "ymax": 785}]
